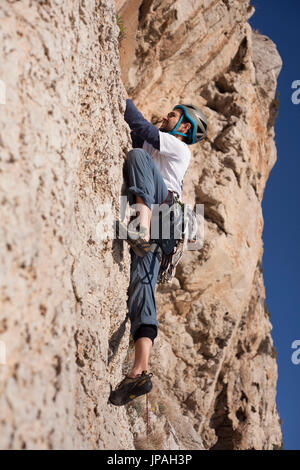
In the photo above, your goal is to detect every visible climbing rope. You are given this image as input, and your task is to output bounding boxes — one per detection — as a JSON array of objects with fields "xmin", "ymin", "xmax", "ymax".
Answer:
[{"xmin": 146, "ymin": 392, "xmax": 149, "ymax": 439}]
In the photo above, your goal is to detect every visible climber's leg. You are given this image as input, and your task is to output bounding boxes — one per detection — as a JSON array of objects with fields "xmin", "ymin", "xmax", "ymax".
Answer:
[
  {"xmin": 127, "ymin": 245, "xmax": 161, "ymax": 344},
  {"xmin": 124, "ymin": 148, "xmax": 169, "ymax": 212},
  {"xmin": 124, "ymin": 148, "xmax": 171, "ymax": 375},
  {"xmin": 123, "ymin": 148, "xmax": 169, "ymax": 246},
  {"xmin": 127, "ymin": 337, "xmax": 153, "ymax": 378},
  {"xmin": 135, "ymin": 195, "xmax": 152, "ymax": 242}
]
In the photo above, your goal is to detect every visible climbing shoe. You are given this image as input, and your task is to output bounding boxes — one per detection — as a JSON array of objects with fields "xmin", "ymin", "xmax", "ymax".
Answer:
[
  {"xmin": 108, "ymin": 370, "xmax": 153, "ymax": 406},
  {"xmin": 117, "ymin": 220, "xmax": 151, "ymax": 258}
]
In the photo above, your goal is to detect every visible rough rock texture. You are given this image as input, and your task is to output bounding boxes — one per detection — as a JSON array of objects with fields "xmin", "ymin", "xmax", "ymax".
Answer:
[
  {"xmin": 0, "ymin": 0, "xmax": 132, "ymax": 449},
  {"xmin": 118, "ymin": 0, "xmax": 283, "ymax": 450},
  {"xmin": 0, "ymin": 0, "xmax": 283, "ymax": 450}
]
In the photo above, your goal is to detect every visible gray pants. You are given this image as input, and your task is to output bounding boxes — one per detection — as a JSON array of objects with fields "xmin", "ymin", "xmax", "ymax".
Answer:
[{"xmin": 124, "ymin": 148, "xmax": 170, "ymax": 344}]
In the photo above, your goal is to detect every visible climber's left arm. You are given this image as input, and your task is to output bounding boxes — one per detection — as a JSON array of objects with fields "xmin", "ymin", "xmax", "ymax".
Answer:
[{"xmin": 124, "ymin": 99, "xmax": 160, "ymax": 150}]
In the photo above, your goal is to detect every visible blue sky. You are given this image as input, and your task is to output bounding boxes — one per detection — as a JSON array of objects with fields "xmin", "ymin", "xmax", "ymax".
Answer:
[{"xmin": 249, "ymin": 0, "xmax": 300, "ymax": 451}]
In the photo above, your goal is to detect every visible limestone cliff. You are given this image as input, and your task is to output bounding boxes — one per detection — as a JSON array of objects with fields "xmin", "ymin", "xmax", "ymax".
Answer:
[{"xmin": 0, "ymin": 0, "xmax": 283, "ymax": 450}]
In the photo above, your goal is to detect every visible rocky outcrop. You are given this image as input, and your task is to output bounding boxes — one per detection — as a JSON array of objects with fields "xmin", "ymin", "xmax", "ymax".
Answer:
[
  {"xmin": 0, "ymin": 0, "xmax": 131, "ymax": 449},
  {"xmin": 118, "ymin": 0, "xmax": 283, "ymax": 450},
  {"xmin": 0, "ymin": 0, "xmax": 283, "ymax": 450}
]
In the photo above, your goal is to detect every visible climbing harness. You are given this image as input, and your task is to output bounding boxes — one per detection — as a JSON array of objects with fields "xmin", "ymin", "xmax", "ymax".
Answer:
[
  {"xmin": 149, "ymin": 191, "xmax": 197, "ymax": 284},
  {"xmin": 123, "ymin": 189, "xmax": 198, "ymax": 284}
]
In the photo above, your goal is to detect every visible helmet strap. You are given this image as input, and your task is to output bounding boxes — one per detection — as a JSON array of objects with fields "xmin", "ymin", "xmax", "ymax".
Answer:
[{"xmin": 168, "ymin": 114, "xmax": 188, "ymax": 138}]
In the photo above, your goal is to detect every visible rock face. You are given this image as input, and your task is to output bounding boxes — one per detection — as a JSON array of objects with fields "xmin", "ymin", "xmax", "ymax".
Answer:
[
  {"xmin": 0, "ymin": 0, "xmax": 131, "ymax": 449},
  {"xmin": 118, "ymin": 0, "xmax": 283, "ymax": 450},
  {"xmin": 0, "ymin": 0, "xmax": 283, "ymax": 450}
]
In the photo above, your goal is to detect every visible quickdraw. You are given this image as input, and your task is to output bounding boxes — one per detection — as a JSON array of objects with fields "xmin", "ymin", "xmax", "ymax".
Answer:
[{"xmin": 149, "ymin": 192, "xmax": 195, "ymax": 284}]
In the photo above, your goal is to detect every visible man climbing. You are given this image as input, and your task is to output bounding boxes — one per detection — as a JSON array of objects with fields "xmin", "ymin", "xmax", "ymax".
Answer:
[{"xmin": 109, "ymin": 90, "xmax": 207, "ymax": 406}]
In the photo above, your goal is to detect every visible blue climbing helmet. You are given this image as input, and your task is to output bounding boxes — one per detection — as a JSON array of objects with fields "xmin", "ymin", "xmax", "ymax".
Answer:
[{"xmin": 168, "ymin": 104, "xmax": 208, "ymax": 145}]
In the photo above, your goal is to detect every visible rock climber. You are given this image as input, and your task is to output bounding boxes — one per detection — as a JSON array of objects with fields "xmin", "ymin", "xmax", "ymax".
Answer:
[{"xmin": 109, "ymin": 89, "xmax": 207, "ymax": 406}]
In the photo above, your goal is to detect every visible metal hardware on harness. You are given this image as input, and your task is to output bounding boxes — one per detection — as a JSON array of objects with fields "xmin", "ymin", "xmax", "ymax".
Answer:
[
  {"xmin": 157, "ymin": 238, "xmax": 185, "ymax": 284},
  {"xmin": 148, "ymin": 191, "xmax": 187, "ymax": 285}
]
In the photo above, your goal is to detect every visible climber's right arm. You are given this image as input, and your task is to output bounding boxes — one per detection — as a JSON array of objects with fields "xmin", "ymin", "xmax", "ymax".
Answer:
[{"xmin": 124, "ymin": 99, "xmax": 160, "ymax": 150}]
